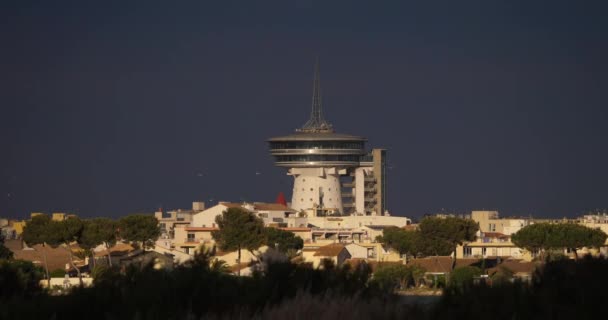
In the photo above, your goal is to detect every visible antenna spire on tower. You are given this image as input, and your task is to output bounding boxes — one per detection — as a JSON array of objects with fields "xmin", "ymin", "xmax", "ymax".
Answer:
[{"xmin": 299, "ymin": 57, "xmax": 333, "ymax": 133}]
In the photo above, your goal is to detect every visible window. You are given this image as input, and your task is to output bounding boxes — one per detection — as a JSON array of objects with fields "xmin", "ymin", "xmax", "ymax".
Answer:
[
  {"xmin": 482, "ymin": 247, "xmax": 487, "ymax": 256},
  {"xmin": 187, "ymin": 233, "xmax": 195, "ymax": 241},
  {"xmin": 464, "ymin": 246, "xmax": 472, "ymax": 257}
]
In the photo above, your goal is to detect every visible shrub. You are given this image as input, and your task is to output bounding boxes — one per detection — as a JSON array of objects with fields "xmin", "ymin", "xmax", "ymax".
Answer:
[
  {"xmin": 50, "ymin": 268, "xmax": 66, "ymax": 278},
  {"xmin": 448, "ymin": 266, "xmax": 482, "ymax": 292}
]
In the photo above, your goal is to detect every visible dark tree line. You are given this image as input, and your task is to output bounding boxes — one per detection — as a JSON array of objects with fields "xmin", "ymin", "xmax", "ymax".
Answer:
[
  {"xmin": 21, "ymin": 214, "xmax": 160, "ymax": 285},
  {"xmin": 3, "ymin": 247, "xmax": 608, "ymax": 319}
]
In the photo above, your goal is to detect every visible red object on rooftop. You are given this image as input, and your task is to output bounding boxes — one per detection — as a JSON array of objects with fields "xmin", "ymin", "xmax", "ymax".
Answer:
[{"xmin": 276, "ymin": 192, "xmax": 287, "ymax": 206}]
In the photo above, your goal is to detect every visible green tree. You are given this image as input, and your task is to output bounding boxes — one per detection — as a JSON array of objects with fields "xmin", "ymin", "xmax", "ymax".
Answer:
[
  {"xmin": 511, "ymin": 223, "xmax": 552, "ymax": 260},
  {"xmin": 55, "ymin": 217, "xmax": 85, "ymax": 285},
  {"xmin": 0, "ymin": 259, "xmax": 44, "ymax": 301},
  {"xmin": 118, "ymin": 214, "xmax": 160, "ymax": 252},
  {"xmin": 513, "ymin": 223, "xmax": 607, "ymax": 261},
  {"xmin": 211, "ymin": 208, "xmax": 265, "ymax": 276},
  {"xmin": 419, "ymin": 216, "xmax": 478, "ymax": 266},
  {"xmin": 0, "ymin": 234, "xmax": 13, "ymax": 260},
  {"xmin": 448, "ymin": 266, "xmax": 483, "ymax": 293},
  {"xmin": 376, "ymin": 227, "xmax": 420, "ymax": 258},
  {"xmin": 373, "ymin": 264, "xmax": 411, "ymax": 291},
  {"xmin": 49, "ymin": 268, "xmax": 66, "ymax": 278},
  {"xmin": 22, "ymin": 214, "xmax": 59, "ymax": 286},
  {"xmin": 490, "ymin": 265, "xmax": 514, "ymax": 286},
  {"xmin": 550, "ymin": 223, "xmax": 607, "ymax": 259},
  {"xmin": 80, "ymin": 218, "xmax": 118, "ymax": 266},
  {"xmin": 410, "ymin": 264, "xmax": 427, "ymax": 287},
  {"xmin": 263, "ymin": 227, "xmax": 304, "ymax": 253}
]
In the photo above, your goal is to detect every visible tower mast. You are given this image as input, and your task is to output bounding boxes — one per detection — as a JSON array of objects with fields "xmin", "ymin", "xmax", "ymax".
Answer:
[{"xmin": 299, "ymin": 57, "xmax": 333, "ymax": 133}]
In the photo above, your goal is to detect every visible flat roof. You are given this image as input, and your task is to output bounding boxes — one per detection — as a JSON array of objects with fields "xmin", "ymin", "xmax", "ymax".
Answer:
[
  {"xmin": 185, "ymin": 227, "xmax": 218, "ymax": 231},
  {"xmin": 268, "ymin": 131, "xmax": 366, "ymax": 142}
]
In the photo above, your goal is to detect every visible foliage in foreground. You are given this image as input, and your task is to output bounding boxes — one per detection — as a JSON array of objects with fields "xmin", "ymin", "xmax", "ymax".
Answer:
[
  {"xmin": 437, "ymin": 256, "xmax": 608, "ymax": 320},
  {"xmin": 0, "ymin": 251, "xmax": 383, "ymax": 320},
  {"xmin": 2, "ymin": 254, "xmax": 608, "ymax": 319}
]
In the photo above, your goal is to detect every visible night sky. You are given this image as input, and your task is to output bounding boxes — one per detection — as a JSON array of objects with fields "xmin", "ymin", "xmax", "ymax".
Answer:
[{"xmin": 1, "ymin": 1, "xmax": 607, "ymax": 220}]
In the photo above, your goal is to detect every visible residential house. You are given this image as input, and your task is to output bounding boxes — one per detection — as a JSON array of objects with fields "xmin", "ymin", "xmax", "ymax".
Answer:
[
  {"xmin": 457, "ymin": 231, "xmax": 531, "ymax": 261},
  {"xmin": 486, "ymin": 259, "xmax": 538, "ymax": 282},
  {"xmin": 156, "ymin": 202, "xmax": 205, "ymax": 239},
  {"xmin": 302, "ymin": 243, "xmax": 351, "ymax": 268},
  {"xmin": 173, "ymin": 226, "xmax": 218, "ymax": 254}
]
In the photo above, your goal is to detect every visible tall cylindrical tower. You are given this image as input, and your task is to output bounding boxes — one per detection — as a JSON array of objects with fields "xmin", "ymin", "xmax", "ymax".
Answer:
[
  {"xmin": 268, "ymin": 59, "xmax": 367, "ymax": 214},
  {"xmin": 268, "ymin": 133, "xmax": 366, "ymax": 213}
]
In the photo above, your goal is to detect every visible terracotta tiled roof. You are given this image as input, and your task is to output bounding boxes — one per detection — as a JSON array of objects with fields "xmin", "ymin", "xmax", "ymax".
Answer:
[
  {"xmin": 349, "ymin": 260, "xmax": 403, "ymax": 271},
  {"xmin": 487, "ymin": 260, "xmax": 538, "ymax": 275},
  {"xmin": 218, "ymin": 202, "xmax": 244, "ymax": 208},
  {"xmin": 253, "ymin": 203, "xmax": 296, "ymax": 212},
  {"xmin": 94, "ymin": 243, "xmax": 135, "ymax": 257},
  {"xmin": 279, "ymin": 227, "xmax": 311, "ymax": 232},
  {"xmin": 7, "ymin": 240, "xmax": 85, "ymax": 271},
  {"xmin": 408, "ymin": 256, "xmax": 453, "ymax": 273},
  {"xmin": 482, "ymin": 232, "xmax": 510, "ymax": 238},
  {"xmin": 313, "ymin": 243, "xmax": 346, "ymax": 257},
  {"xmin": 401, "ymin": 224, "xmax": 419, "ymax": 231},
  {"xmin": 455, "ymin": 258, "xmax": 482, "ymax": 268},
  {"xmin": 364, "ymin": 225, "xmax": 397, "ymax": 230}
]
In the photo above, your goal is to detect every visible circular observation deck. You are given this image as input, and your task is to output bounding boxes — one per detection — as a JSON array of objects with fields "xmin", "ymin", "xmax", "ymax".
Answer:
[{"xmin": 268, "ymin": 132, "xmax": 367, "ymax": 167}]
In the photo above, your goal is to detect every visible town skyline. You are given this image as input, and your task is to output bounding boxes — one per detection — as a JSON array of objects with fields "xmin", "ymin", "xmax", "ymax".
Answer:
[{"xmin": 2, "ymin": 2, "xmax": 607, "ymax": 219}]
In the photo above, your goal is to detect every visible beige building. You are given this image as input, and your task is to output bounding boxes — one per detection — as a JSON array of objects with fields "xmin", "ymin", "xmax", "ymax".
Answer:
[
  {"xmin": 191, "ymin": 202, "xmax": 296, "ymax": 229},
  {"xmin": 471, "ymin": 210, "xmax": 529, "ymax": 235},
  {"xmin": 156, "ymin": 202, "xmax": 205, "ymax": 239},
  {"xmin": 10, "ymin": 220, "xmax": 26, "ymax": 237},
  {"xmin": 173, "ymin": 226, "xmax": 217, "ymax": 254},
  {"xmin": 457, "ymin": 231, "xmax": 532, "ymax": 261},
  {"xmin": 302, "ymin": 243, "xmax": 351, "ymax": 268},
  {"xmin": 52, "ymin": 213, "xmax": 66, "ymax": 221}
]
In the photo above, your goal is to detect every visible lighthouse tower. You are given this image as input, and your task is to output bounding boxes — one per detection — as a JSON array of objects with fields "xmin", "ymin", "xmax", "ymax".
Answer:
[{"xmin": 268, "ymin": 60, "xmax": 378, "ymax": 216}]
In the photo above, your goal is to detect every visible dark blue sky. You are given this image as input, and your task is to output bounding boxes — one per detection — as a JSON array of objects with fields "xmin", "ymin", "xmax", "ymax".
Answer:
[{"xmin": 1, "ymin": 1, "xmax": 607, "ymax": 219}]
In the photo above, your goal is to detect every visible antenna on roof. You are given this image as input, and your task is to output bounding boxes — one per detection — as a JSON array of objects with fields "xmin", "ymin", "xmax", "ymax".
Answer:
[{"xmin": 298, "ymin": 57, "xmax": 334, "ymax": 133}]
